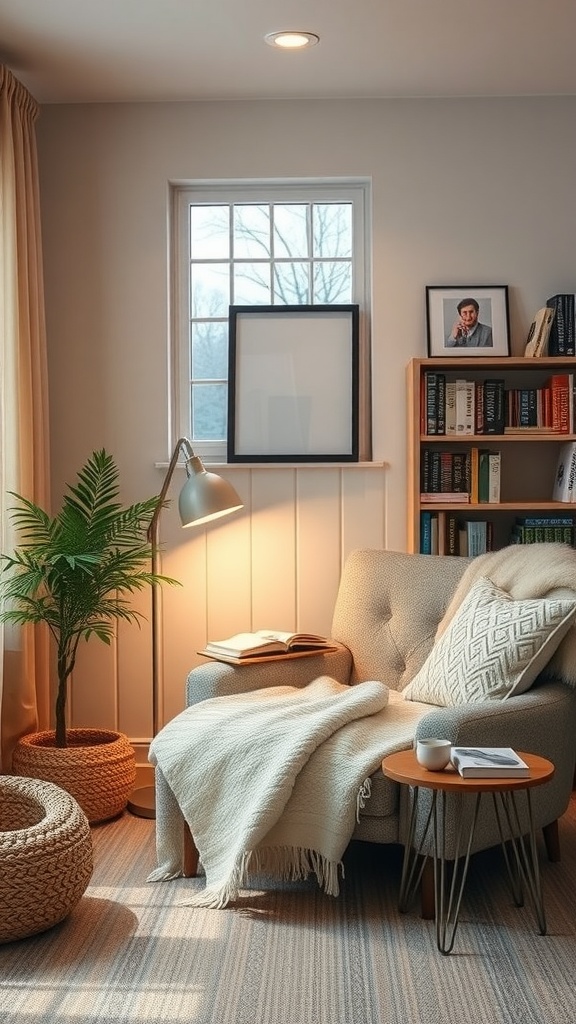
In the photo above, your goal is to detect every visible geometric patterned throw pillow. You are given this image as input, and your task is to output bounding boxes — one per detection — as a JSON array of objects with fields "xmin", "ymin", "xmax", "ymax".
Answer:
[{"xmin": 403, "ymin": 575, "xmax": 576, "ymax": 706}]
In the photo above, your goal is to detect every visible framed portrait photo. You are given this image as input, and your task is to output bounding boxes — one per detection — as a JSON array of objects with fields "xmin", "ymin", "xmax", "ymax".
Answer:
[{"xmin": 426, "ymin": 285, "xmax": 510, "ymax": 357}]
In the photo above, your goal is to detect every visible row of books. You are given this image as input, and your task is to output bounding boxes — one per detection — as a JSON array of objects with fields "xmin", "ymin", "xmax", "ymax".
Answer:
[
  {"xmin": 512, "ymin": 513, "xmax": 576, "ymax": 544},
  {"xmin": 420, "ymin": 512, "xmax": 576, "ymax": 556},
  {"xmin": 523, "ymin": 294, "xmax": 576, "ymax": 358},
  {"xmin": 420, "ymin": 512, "xmax": 494, "ymax": 556},
  {"xmin": 423, "ymin": 372, "xmax": 576, "ymax": 436},
  {"xmin": 421, "ymin": 448, "xmax": 501, "ymax": 503},
  {"xmin": 422, "ymin": 441, "xmax": 576, "ymax": 504}
]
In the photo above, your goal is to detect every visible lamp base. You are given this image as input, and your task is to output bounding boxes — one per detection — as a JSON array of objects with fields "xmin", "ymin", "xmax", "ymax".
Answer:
[{"xmin": 127, "ymin": 784, "xmax": 156, "ymax": 819}]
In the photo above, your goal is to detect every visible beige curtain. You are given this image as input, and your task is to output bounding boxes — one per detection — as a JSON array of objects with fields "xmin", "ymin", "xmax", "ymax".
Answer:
[{"xmin": 0, "ymin": 65, "xmax": 50, "ymax": 770}]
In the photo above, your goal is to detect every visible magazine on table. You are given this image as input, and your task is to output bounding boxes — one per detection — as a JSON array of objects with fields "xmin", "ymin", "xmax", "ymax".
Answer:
[{"xmin": 450, "ymin": 747, "xmax": 530, "ymax": 778}]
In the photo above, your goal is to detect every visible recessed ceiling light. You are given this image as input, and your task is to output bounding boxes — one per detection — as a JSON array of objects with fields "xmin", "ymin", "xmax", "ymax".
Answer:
[{"xmin": 264, "ymin": 31, "xmax": 320, "ymax": 50}]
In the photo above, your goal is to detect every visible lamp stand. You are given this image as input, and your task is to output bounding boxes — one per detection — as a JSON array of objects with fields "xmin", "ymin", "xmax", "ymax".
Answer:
[{"xmin": 128, "ymin": 439, "xmax": 243, "ymax": 819}]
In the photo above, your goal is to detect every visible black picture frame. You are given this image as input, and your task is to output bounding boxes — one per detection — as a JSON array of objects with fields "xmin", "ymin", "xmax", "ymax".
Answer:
[
  {"xmin": 426, "ymin": 286, "xmax": 511, "ymax": 357},
  {"xmin": 228, "ymin": 304, "xmax": 359, "ymax": 462}
]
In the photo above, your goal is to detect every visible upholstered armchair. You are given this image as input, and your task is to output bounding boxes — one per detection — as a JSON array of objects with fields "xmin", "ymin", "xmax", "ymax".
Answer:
[{"xmin": 156, "ymin": 547, "xmax": 576, "ymax": 913}]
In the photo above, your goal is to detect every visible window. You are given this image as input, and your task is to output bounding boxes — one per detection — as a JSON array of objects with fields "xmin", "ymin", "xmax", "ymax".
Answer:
[{"xmin": 171, "ymin": 180, "xmax": 371, "ymax": 462}]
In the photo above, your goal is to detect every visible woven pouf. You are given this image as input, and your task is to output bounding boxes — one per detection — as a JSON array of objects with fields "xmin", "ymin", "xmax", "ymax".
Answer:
[{"xmin": 0, "ymin": 775, "xmax": 93, "ymax": 944}]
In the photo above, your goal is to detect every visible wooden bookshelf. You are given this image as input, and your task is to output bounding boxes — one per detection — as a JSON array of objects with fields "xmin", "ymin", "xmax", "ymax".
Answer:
[{"xmin": 407, "ymin": 356, "xmax": 576, "ymax": 554}]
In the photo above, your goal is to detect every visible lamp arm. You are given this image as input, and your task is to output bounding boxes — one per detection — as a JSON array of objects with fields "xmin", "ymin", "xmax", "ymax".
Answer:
[{"xmin": 148, "ymin": 438, "xmax": 196, "ymax": 549}]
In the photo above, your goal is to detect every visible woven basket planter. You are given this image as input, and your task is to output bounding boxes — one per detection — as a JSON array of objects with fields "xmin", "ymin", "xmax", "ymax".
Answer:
[
  {"xmin": 0, "ymin": 775, "xmax": 93, "ymax": 943},
  {"xmin": 12, "ymin": 728, "xmax": 137, "ymax": 825}
]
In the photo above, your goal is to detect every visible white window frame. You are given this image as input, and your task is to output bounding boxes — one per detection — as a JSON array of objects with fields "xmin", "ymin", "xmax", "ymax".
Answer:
[{"xmin": 170, "ymin": 178, "xmax": 372, "ymax": 463}]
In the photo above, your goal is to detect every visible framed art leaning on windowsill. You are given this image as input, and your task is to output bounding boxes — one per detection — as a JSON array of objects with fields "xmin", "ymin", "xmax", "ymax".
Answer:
[
  {"xmin": 426, "ymin": 285, "xmax": 510, "ymax": 357},
  {"xmin": 227, "ymin": 304, "xmax": 360, "ymax": 462}
]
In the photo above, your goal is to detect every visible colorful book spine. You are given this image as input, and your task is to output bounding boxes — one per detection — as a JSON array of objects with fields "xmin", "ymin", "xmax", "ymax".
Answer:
[
  {"xmin": 425, "ymin": 372, "xmax": 438, "ymax": 435},
  {"xmin": 478, "ymin": 450, "xmax": 490, "ymax": 503},
  {"xmin": 483, "ymin": 379, "xmax": 505, "ymax": 434},
  {"xmin": 445, "ymin": 381, "xmax": 457, "ymax": 435},
  {"xmin": 451, "ymin": 451, "xmax": 468, "ymax": 493},
  {"xmin": 547, "ymin": 293, "xmax": 576, "ymax": 357},
  {"xmin": 552, "ymin": 441, "xmax": 576, "ymax": 502},
  {"xmin": 447, "ymin": 514, "xmax": 458, "ymax": 555},
  {"xmin": 488, "ymin": 452, "xmax": 501, "ymax": 503},
  {"xmin": 466, "ymin": 520, "xmax": 488, "ymax": 556},
  {"xmin": 420, "ymin": 511, "xmax": 433, "ymax": 554},
  {"xmin": 455, "ymin": 379, "xmax": 474, "ymax": 435},
  {"xmin": 549, "ymin": 374, "xmax": 571, "ymax": 433},
  {"xmin": 440, "ymin": 451, "xmax": 453, "ymax": 492},
  {"xmin": 469, "ymin": 447, "xmax": 479, "ymax": 503},
  {"xmin": 436, "ymin": 374, "xmax": 446, "ymax": 435}
]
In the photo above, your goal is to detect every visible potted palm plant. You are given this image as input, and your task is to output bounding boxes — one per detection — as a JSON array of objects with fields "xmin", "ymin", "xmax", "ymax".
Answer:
[{"xmin": 0, "ymin": 449, "xmax": 177, "ymax": 823}]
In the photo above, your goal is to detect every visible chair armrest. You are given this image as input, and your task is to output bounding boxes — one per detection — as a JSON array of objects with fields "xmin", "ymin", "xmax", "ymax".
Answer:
[
  {"xmin": 414, "ymin": 681, "xmax": 576, "ymax": 792},
  {"xmin": 185, "ymin": 643, "xmax": 353, "ymax": 707}
]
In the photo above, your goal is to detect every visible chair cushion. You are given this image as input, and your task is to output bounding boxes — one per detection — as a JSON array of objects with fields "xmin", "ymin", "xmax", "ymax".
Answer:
[{"xmin": 403, "ymin": 575, "xmax": 576, "ymax": 706}]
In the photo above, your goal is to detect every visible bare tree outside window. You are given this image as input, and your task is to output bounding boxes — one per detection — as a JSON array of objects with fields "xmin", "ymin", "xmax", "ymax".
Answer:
[{"xmin": 187, "ymin": 202, "xmax": 353, "ymax": 443}]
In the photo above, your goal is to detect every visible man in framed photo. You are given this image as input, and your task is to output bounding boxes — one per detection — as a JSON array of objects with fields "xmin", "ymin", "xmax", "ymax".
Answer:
[{"xmin": 445, "ymin": 297, "xmax": 493, "ymax": 347}]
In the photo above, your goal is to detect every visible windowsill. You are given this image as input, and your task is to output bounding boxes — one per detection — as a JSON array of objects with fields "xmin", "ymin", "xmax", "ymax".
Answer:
[
  {"xmin": 154, "ymin": 461, "xmax": 386, "ymax": 470},
  {"xmin": 214, "ymin": 461, "xmax": 386, "ymax": 469}
]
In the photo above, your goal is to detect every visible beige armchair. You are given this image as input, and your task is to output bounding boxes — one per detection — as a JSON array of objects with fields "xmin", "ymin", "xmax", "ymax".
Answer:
[{"xmin": 156, "ymin": 548, "xmax": 576, "ymax": 912}]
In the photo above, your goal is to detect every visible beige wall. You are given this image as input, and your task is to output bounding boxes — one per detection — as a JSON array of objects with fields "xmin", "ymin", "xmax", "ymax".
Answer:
[{"xmin": 36, "ymin": 96, "xmax": 576, "ymax": 757}]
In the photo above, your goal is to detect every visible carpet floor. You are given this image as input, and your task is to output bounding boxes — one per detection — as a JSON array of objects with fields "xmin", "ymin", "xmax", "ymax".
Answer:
[{"xmin": 1, "ymin": 797, "xmax": 576, "ymax": 1023}]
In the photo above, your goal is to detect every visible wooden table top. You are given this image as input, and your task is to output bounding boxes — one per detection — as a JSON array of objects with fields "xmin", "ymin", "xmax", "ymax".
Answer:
[{"xmin": 382, "ymin": 749, "xmax": 554, "ymax": 793}]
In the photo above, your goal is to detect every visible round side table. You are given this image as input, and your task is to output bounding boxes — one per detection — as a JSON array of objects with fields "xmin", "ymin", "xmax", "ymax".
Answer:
[{"xmin": 382, "ymin": 749, "xmax": 554, "ymax": 955}]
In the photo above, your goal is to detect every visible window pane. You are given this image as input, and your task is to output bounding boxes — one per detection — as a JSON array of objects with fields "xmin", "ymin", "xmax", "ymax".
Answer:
[
  {"xmin": 191, "ymin": 263, "xmax": 230, "ymax": 318},
  {"xmin": 191, "ymin": 322, "xmax": 228, "ymax": 380},
  {"xmin": 233, "ymin": 205, "xmax": 271, "ymax": 259},
  {"xmin": 314, "ymin": 261, "xmax": 352, "ymax": 303},
  {"xmin": 190, "ymin": 205, "xmax": 230, "ymax": 260},
  {"xmin": 191, "ymin": 383, "xmax": 227, "ymax": 441},
  {"xmin": 274, "ymin": 262, "xmax": 310, "ymax": 305},
  {"xmin": 273, "ymin": 204, "xmax": 309, "ymax": 258},
  {"xmin": 233, "ymin": 263, "xmax": 271, "ymax": 305},
  {"xmin": 313, "ymin": 204, "xmax": 352, "ymax": 258},
  {"xmin": 175, "ymin": 183, "xmax": 366, "ymax": 455}
]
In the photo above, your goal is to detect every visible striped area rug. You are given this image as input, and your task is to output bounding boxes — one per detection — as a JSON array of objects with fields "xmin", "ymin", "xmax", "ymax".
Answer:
[{"xmin": 1, "ymin": 796, "xmax": 575, "ymax": 1023}]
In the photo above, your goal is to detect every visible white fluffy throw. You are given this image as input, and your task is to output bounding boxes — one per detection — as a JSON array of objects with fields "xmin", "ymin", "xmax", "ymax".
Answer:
[
  {"xmin": 437, "ymin": 542, "xmax": 576, "ymax": 685},
  {"xmin": 148, "ymin": 676, "xmax": 426, "ymax": 908}
]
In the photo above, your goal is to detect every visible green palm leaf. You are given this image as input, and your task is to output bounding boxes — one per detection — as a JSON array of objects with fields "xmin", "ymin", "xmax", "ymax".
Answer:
[{"xmin": 0, "ymin": 449, "xmax": 179, "ymax": 747}]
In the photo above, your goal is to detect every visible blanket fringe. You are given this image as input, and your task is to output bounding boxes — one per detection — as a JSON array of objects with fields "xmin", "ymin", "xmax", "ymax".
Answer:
[
  {"xmin": 356, "ymin": 777, "xmax": 372, "ymax": 821},
  {"xmin": 186, "ymin": 853, "xmax": 252, "ymax": 908},
  {"xmin": 251, "ymin": 846, "xmax": 344, "ymax": 897},
  {"xmin": 146, "ymin": 866, "xmax": 185, "ymax": 882},
  {"xmin": 186, "ymin": 846, "xmax": 344, "ymax": 908}
]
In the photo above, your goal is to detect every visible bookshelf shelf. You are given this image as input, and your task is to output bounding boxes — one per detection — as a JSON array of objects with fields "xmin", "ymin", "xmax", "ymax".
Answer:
[
  {"xmin": 418, "ymin": 501, "xmax": 571, "ymax": 512},
  {"xmin": 408, "ymin": 356, "xmax": 576, "ymax": 555},
  {"xmin": 420, "ymin": 434, "xmax": 576, "ymax": 443}
]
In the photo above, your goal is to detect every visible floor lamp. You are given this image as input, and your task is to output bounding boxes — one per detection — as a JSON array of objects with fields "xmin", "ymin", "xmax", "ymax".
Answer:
[{"xmin": 127, "ymin": 438, "xmax": 244, "ymax": 818}]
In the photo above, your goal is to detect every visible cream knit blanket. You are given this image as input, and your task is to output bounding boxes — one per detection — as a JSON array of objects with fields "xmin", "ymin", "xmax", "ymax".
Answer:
[{"xmin": 148, "ymin": 676, "xmax": 428, "ymax": 908}]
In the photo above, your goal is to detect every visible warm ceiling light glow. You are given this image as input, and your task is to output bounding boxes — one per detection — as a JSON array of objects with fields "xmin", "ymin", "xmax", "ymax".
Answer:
[{"xmin": 265, "ymin": 31, "xmax": 320, "ymax": 50}]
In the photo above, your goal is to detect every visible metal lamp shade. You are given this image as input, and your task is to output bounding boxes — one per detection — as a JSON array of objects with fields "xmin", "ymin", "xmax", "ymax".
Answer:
[{"xmin": 178, "ymin": 456, "xmax": 243, "ymax": 528}]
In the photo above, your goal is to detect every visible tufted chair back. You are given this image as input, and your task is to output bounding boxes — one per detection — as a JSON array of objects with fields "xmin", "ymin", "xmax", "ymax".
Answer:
[{"xmin": 331, "ymin": 549, "xmax": 471, "ymax": 690}]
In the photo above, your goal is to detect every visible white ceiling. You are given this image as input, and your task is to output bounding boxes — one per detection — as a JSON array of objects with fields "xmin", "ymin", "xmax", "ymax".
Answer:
[{"xmin": 2, "ymin": 0, "xmax": 576, "ymax": 105}]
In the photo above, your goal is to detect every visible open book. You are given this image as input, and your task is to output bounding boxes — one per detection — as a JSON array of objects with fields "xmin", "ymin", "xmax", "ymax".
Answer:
[
  {"xmin": 450, "ymin": 747, "xmax": 529, "ymax": 778},
  {"xmin": 203, "ymin": 629, "xmax": 333, "ymax": 660}
]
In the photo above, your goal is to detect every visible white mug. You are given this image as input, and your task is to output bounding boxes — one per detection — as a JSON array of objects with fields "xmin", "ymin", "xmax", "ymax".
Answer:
[{"xmin": 416, "ymin": 738, "xmax": 452, "ymax": 771}]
